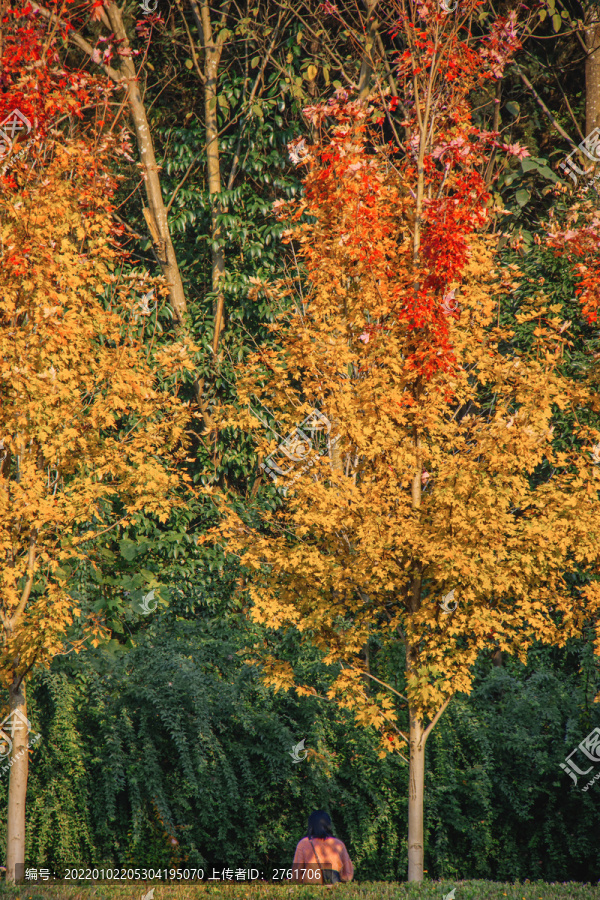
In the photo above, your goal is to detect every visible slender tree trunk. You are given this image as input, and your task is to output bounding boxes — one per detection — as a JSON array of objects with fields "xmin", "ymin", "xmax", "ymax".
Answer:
[
  {"xmin": 201, "ymin": 0, "xmax": 227, "ymax": 355},
  {"xmin": 104, "ymin": 2, "xmax": 189, "ymax": 329},
  {"xmin": 484, "ymin": 79, "xmax": 502, "ymax": 186},
  {"xmin": 406, "ymin": 425, "xmax": 425, "ymax": 881},
  {"xmin": 27, "ymin": 0, "xmax": 191, "ymax": 333},
  {"xmin": 585, "ymin": 15, "xmax": 600, "ymax": 135},
  {"xmin": 405, "ymin": 689, "xmax": 451, "ymax": 882},
  {"xmin": 407, "ymin": 703, "xmax": 425, "ymax": 883},
  {"xmin": 5, "ymin": 675, "xmax": 28, "ymax": 885},
  {"xmin": 307, "ymin": 38, "xmax": 320, "ymax": 98},
  {"xmin": 183, "ymin": 0, "xmax": 230, "ymax": 428},
  {"xmin": 4, "ymin": 537, "xmax": 35, "ymax": 884},
  {"xmin": 357, "ymin": 0, "xmax": 379, "ymax": 100}
]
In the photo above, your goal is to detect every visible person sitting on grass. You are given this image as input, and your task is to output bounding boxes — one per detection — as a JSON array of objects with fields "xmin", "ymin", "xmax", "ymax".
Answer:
[{"xmin": 292, "ymin": 810, "xmax": 354, "ymax": 885}]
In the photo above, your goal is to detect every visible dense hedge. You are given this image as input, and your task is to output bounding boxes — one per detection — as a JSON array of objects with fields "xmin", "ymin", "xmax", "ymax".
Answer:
[
  {"xmin": 1, "ymin": 880, "xmax": 600, "ymax": 900},
  {"xmin": 4, "ymin": 611, "xmax": 598, "ymax": 884}
]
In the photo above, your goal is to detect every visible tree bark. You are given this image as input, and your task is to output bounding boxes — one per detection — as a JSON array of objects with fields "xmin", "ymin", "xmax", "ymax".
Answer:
[
  {"xmin": 585, "ymin": 15, "xmax": 600, "ymax": 135},
  {"xmin": 5, "ymin": 675, "xmax": 28, "ymax": 885},
  {"xmin": 199, "ymin": 0, "xmax": 227, "ymax": 351},
  {"xmin": 104, "ymin": 2, "xmax": 189, "ymax": 328},
  {"xmin": 406, "ymin": 424, "xmax": 426, "ymax": 882},
  {"xmin": 357, "ymin": 0, "xmax": 380, "ymax": 100},
  {"xmin": 183, "ymin": 0, "xmax": 232, "ymax": 428},
  {"xmin": 407, "ymin": 706, "xmax": 425, "ymax": 883}
]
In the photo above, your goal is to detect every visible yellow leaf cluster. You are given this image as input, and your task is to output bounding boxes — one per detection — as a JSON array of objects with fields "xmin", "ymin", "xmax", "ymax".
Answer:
[
  {"xmin": 205, "ymin": 118, "xmax": 600, "ymax": 750},
  {"xmin": 0, "ymin": 140, "xmax": 195, "ymax": 681}
]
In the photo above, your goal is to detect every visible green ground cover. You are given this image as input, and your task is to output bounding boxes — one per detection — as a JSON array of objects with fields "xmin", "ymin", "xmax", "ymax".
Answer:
[{"xmin": 0, "ymin": 881, "xmax": 599, "ymax": 900}]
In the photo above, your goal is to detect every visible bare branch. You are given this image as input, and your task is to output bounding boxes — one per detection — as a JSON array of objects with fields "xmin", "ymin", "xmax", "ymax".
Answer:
[
  {"xmin": 512, "ymin": 60, "xmax": 578, "ymax": 151},
  {"xmin": 344, "ymin": 662, "xmax": 408, "ymax": 703},
  {"xmin": 422, "ymin": 695, "xmax": 452, "ymax": 746}
]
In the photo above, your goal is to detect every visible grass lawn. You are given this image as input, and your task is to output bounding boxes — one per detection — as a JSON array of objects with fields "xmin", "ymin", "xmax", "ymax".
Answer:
[{"xmin": 0, "ymin": 882, "xmax": 599, "ymax": 900}]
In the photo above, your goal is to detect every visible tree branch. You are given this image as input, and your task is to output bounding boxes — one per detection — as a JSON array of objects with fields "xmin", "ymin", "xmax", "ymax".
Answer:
[
  {"xmin": 226, "ymin": 11, "xmax": 284, "ymax": 191},
  {"xmin": 7, "ymin": 535, "xmax": 36, "ymax": 633},
  {"xmin": 27, "ymin": 1, "xmax": 123, "ymax": 83},
  {"xmin": 512, "ymin": 60, "xmax": 578, "ymax": 151},
  {"xmin": 343, "ymin": 662, "xmax": 408, "ymax": 703},
  {"xmin": 422, "ymin": 694, "xmax": 452, "ymax": 746}
]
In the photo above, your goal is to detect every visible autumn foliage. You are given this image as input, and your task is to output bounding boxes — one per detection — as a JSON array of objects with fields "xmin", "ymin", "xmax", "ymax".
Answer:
[
  {"xmin": 202, "ymin": 1, "xmax": 600, "ymax": 881},
  {"xmin": 209, "ymin": 93, "xmax": 600, "ymax": 743},
  {"xmin": 0, "ymin": 7, "xmax": 195, "ymax": 680}
]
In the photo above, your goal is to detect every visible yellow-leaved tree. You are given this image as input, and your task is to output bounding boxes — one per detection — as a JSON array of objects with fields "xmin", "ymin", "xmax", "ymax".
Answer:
[
  {"xmin": 205, "ymin": 97, "xmax": 600, "ymax": 881},
  {"xmin": 0, "ymin": 137, "xmax": 195, "ymax": 880}
]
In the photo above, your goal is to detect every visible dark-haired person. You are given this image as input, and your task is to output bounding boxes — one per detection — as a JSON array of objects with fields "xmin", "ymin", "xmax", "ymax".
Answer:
[{"xmin": 291, "ymin": 810, "xmax": 354, "ymax": 884}]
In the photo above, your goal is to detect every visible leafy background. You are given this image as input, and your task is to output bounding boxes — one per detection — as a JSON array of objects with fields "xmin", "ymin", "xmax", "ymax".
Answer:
[{"xmin": 2, "ymin": 0, "xmax": 600, "ymax": 885}]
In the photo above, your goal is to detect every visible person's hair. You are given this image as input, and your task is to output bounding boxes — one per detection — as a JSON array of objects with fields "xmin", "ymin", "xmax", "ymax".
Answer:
[{"xmin": 306, "ymin": 810, "xmax": 333, "ymax": 839}]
